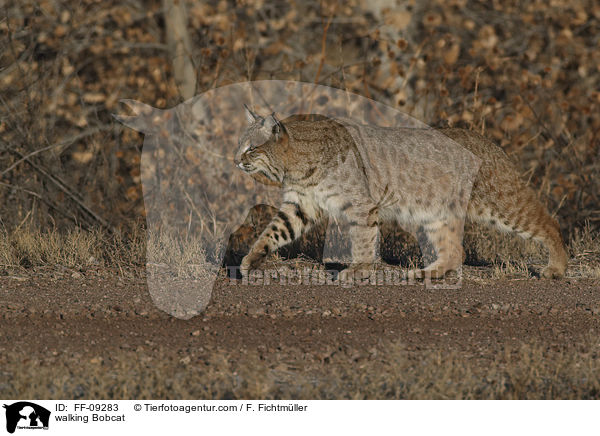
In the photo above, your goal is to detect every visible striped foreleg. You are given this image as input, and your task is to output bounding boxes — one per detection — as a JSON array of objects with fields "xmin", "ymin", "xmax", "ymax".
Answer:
[{"xmin": 240, "ymin": 201, "xmax": 311, "ymax": 278}]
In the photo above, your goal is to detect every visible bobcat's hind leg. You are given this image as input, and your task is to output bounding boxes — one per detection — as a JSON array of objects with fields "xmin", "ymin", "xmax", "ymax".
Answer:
[
  {"xmin": 407, "ymin": 218, "xmax": 464, "ymax": 281},
  {"xmin": 467, "ymin": 189, "xmax": 568, "ymax": 279}
]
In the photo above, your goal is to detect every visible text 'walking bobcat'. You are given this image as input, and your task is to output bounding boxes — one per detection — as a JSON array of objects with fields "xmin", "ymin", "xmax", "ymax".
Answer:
[{"xmin": 234, "ymin": 106, "xmax": 568, "ymax": 282}]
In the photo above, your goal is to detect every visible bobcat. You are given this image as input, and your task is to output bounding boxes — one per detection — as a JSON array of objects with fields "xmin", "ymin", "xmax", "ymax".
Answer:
[{"xmin": 234, "ymin": 106, "xmax": 568, "ymax": 281}]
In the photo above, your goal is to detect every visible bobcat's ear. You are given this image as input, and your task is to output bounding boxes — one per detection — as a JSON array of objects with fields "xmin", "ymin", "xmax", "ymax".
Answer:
[
  {"xmin": 244, "ymin": 104, "xmax": 258, "ymax": 124},
  {"xmin": 264, "ymin": 113, "xmax": 285, "ymax": 139}
]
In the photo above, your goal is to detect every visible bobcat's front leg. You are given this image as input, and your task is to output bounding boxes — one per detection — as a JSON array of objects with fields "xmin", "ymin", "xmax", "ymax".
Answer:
[
  {"xmin": 241, "ymin": 201, "xmax": 311, "ymax": 278},
  {"xmin": 338, "ymin": 223, "xmax": 378, "ymax": 282}
]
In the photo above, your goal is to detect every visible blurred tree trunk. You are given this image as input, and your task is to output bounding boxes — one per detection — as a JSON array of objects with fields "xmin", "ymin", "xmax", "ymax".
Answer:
[{"xmin": 163, "ymin": 0, "xmax": 196, "ymax": 100}]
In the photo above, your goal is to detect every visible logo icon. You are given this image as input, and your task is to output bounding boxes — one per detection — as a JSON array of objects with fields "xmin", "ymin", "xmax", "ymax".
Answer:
[{"xmin": 3, "ymin": 402, "xmax": 50, "ymax": 434}]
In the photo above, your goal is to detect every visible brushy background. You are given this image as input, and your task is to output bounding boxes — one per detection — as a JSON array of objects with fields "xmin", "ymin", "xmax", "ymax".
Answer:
[{"xmin": 1, "ymin": 0, "xmax": 599, "ymax": 263}]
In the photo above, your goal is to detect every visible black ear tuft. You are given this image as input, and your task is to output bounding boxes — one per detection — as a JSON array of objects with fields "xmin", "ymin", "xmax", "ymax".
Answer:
[
  {"xmin": 267, "ymin": 113, "xmax": 286, "ymax": 140},
  {"xmin": 264, "ymin": 112, "xmax": 279, "ymax": 131}
]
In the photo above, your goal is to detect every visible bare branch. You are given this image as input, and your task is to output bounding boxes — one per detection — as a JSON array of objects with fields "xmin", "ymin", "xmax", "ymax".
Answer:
[{"xmin": 163, "ymin": 0, "xmax": 197, "ymax": 100}]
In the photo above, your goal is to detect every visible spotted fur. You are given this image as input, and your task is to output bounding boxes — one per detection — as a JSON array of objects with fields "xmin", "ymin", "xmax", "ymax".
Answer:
[{"xmin": 235, "ymin": 107, "xmax": 568, "ymax": 280}]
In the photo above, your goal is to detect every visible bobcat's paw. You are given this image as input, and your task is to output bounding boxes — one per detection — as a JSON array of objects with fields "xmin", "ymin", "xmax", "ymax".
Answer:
[
  {"xmin": 338, "ymin": 263, "xmax": 375, "ymax": 285},
  {"xmin": 406, "ymin": 268, "xmax": 444, "ymax": 281},
  {"xmin": 240, "ymin": 250, "xmax": 266, "ymax": 279},
  {"xmin": 541, "ymin": 265, "xmax": 565, "ymax": 279}
]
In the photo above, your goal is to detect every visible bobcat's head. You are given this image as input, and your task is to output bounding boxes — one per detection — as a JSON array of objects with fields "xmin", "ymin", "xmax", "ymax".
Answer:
[{"xmin": 235, "ymin": 105, "xmax": 288, "ymax": 186}]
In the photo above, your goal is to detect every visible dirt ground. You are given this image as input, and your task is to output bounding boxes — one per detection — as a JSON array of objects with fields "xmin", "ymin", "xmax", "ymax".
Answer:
[{"xmin": 1, "ymin": 266, "xmax": 599, "ymax": 399}]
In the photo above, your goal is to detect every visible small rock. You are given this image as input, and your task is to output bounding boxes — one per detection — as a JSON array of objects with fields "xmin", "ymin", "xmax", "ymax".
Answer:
[
  {"xmin": 248, "ymin": 307, "xmax": 265, "ymax": 316},
  {"xmin": 71, "ymin": 271, "xmax": 82, "ymax": 279}
]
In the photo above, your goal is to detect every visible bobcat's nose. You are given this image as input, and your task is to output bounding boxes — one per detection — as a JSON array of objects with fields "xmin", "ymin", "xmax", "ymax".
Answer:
[
  {"xmin": 235, "ymin": 152, "xmax": 251, "ymax": 170},
  {"xmin": 234, "ymin": 151, "xmax": 244, "ymax": 166}
]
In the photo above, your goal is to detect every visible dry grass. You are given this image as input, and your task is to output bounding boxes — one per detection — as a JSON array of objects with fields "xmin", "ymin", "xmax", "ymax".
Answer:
[
  {"xmin": 568, "ymin": 223, "xmax": 600, "ymax": 279},
  {"xmin": 2, "ymin": 339, "xmax": 599, "ymax": 400},
  {"xmin": 144, "ymin": 229, "xmax": 221, "ymax": 279},
  {"xmin": 0, "ymin": 224, "xmax": 598, "ymax": 279},
  {"xmin": 0, "ymin": 226, "xmax": 145, "ymax": 274},
  {"xmin": 0, "ymin": 227, "xmax": 103, "ymax": 269}
]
